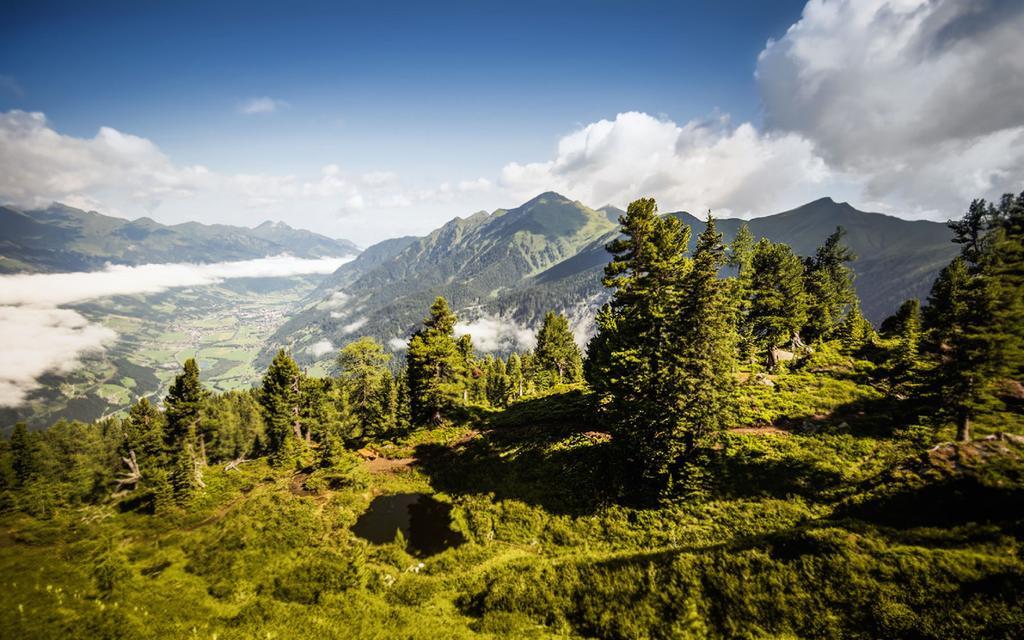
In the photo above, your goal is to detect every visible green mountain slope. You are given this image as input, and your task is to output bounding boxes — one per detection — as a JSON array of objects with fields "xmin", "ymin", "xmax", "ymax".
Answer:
[
  {"xmin": 276, "ymin": 194, "xmax": 957, "ymax": 363},
  {"xmin": 268, "ymin": 192, "xmax": 618, "ymax": 359},
  {"xmin": 0, "ymin": 203, "xmax": 359, "ymax": 273}
]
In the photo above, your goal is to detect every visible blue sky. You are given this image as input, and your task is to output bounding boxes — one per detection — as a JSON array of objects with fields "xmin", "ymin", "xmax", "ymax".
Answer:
[{"xmin": 1, "ymin": 1, "xmax": 1022, "ymax": 244}]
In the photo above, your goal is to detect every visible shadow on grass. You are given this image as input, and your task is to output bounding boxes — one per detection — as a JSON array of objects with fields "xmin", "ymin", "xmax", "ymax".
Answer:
[{"xmin": 415, "ymin": 390, "xmax": 617, "ymax": 515}]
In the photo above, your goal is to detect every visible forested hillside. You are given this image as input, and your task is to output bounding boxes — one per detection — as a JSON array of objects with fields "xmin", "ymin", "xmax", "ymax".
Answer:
[
  {"xmin": 1, "ymin": 191, "xmax": 1021, "ymax": 639},
  {"xmin": 276, "ymin": 192, "xmax": 957, "ymax": 366}
]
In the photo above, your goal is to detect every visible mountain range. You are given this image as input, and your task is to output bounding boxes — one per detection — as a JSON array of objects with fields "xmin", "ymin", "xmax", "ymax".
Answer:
[
  {"xmin": 269, "ymin": 192, "xmax": 960, "ymax": 364},
  {"xmin": 0, "ymin": 203, "xmax": 360, "ymax": 273}
]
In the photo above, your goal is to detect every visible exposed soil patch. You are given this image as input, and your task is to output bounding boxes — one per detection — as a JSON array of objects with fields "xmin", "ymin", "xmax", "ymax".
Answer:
[
  {"xmin": 289, "ymin": 472, "xmax": 313, "ymax": 495},
  {"xmin": 729, "ymin": 426, "xmax": 791, "ymax": 436},
  {"xmin": 367, "ymin": 457, "xmax": 416, "ymax": 474}
]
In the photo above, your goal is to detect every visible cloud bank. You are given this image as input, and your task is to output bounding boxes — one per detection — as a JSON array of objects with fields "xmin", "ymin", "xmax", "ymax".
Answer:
[
  {"xmin": 0, "ymin": 255, "xmax": 354, "ymax": 407},
  {"xmin": 499, "ymin": 0, "xmax": 1024, "ymax": 220}
]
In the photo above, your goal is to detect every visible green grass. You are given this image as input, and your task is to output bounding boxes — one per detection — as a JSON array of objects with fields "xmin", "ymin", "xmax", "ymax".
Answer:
[{"xmin": 2, "ymin": 368, "xmax": 1022, "ymax": 638}]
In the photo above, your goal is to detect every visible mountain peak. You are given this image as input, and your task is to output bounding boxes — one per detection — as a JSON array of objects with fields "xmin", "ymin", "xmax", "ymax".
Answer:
[{"xmin": 523, "ymin": 191, "xmax": 572, "ymax": 206}]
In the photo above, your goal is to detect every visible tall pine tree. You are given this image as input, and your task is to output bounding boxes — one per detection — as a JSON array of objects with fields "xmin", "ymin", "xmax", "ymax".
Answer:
[
  {"xmin": 406, "ymin": 297, "xmax": 462, "ymax": 424},
  {"xmin": 585, "ymin": 197, "xmax": 692, "ymax": 489},
  {"xmin": 534, "ymin": 311, "xmax": 582, "ymax": 385},
  {"xmin": 672, "ymin": 216, "xmax": 738, "ymax": 461}
]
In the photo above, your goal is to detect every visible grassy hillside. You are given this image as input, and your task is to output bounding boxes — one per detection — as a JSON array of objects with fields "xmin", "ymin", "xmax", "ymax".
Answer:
[{"xmin": 1, "ymin": 364, "xmax": 1021, "ymax": 639}]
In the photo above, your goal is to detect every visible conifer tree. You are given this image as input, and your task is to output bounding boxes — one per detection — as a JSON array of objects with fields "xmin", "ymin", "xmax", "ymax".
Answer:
[
  {"xmin": 485, "ymin": 356, "xmax": 511, "ymax": 407},
  {"xmin": 394, "ymin": 366, "xmax": 412, "ymax": 430},
  {"xmin": 748, "ymin": 239, "xmax": 809, "ymax": 353},
  {"xmin": 10, "ymin": 422, "xmax": 32, "ymax": 486},
  {"xmin": 837, "ymin": 300, "xmax": 873, "ymax": 354},
  {"xmin": 922, "ymin": 191, "xmax": 1024, "ymax": 441},
  {"xmin": 260, "ymin": 349, "xmax": 304, "ymax": 458},
  {"xmin": 506, "ymin": 353, "xmax": 525, "ymax": 400},
  {"xmin": 585, "ymin": 197, "xmax": 691, "ymax": 487},
  {"xmin": 803, "ymin": 227, "xmax": 858, "ymax": 341},
  {"xmin": 122, "ymin": 397, "xmax": 164, "ymax": 465},
  {"xmin": 727, "ymin": 223, "xmax": 757, "ymax": 358},
  {"xmin": 406, "ymin": 297, "xmax": 462, "ymax": 424},
  {"xmin": 672, "ymin": 216, "xmax": 738, "ymax": 459},
  {"xmin": 534, "ymin": 311, "xmax": 583, "ymax": 385},
  {"xmin": 337, "ymin": 337, "xmax": 391, "ymax": 437},
  {"xmin": 170, "ymin": 439, "xmax": 203, "ymax": 504},
  {"xmin": 887, "ymin": 298, "xmax": 922, "ymax": 397},
  {"xmin": 164, "ymin": 358, "xmax": 206, "ymax": 447}
]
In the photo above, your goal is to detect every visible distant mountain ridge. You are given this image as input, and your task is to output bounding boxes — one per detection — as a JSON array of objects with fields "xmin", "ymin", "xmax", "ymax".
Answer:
[
  {"xmin": 0, "ymin": 203, "xmax": 360, "ymax": 273},
  {"xmin": 270, "ymin": 193, "xmax": 959, "ymax": 362}
]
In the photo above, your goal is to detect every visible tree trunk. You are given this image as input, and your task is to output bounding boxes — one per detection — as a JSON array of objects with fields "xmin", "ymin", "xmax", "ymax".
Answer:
[
  {"xmin": 957, "ymin": 411, "xmax": 971, "ymax": 443},
  {"xmin": 198, "ymin": 434, "xmax": 208, "ymax": 467}
]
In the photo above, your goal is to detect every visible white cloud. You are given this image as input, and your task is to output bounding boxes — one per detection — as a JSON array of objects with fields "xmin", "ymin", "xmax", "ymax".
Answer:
[
  {"xmin": 387, "ymin": 337, "xmax": 409, "ymax": 351},
  {"xmin": 319, "ymin": 291, "xmax": 350, "ymax": 310},
  {"xmin": 239, "ymin": 97, "xmax": 286, "ymax": 115},
  {"xmin": 500, "ymin": 111, "xmax": 834, "ymax": 218},
  {"xmin": 0, "ymin": 110, "xmax": 417, "ymax": 241},
  {"xmin": 0, "ymin": 255, "xmax": 354, "ymax": 407},
  {"xmin": 0, "ymin": 306, "xmax": 117, "ymax": 406},
  {"xmin": 306, "ymin": 339, "xmax": 335, "ymax": 358},
  {"xmin": 497, "ymin": 0, "xmax": 1024, "ymax": 221},
  {"xmin": 0, "ymin": 110, "xmax": 211, "ymax": 213},
  {"xmin": 340, "ymin": 316, "xmax": 368, "ymax": 335},
  {"xmin": 756, "ymin": 0, "xmax": 1024, "ymax": 214},
  {"xmin": 0, "ymin": 255, "xmax": 353, "ymax": 308},
  {"xmin": 455, "ymin": 314, "xmax": 536, "ymax": 353}
]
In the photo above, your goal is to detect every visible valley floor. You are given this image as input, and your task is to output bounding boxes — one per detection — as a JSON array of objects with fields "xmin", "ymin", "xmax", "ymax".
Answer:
[{"xmin": 1, "ymin": 369, "xmax": 1023, "ymax": 639}]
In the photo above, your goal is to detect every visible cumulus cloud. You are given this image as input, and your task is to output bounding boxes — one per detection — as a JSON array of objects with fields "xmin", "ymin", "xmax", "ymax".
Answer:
[
  {"xmin": 455, "ymin": 315, "xmax": 537, "ymax": 353},
  {"xmin": 306, "ymin": 339, "xmax": 335, "ymax": 358},
  {"xmin": 0, "ymin": 110, "xmax": 417, "ymax": 239},
  {"xmin": 500, "ymin": 111, "xmax": 835, "ymax": 218},
  {"xmin": 0, "ymin": 255, "xmax": 354, "ymax": 407},
  {"xmin": 0, "ymin": 110, "xmax": 211, "ymax": 213},
  {"xmin": 756, "ymin": 0, "xmax": 1024, "ymax": 214},
  {"xmin": 498, "ymin": 0, "xmax": 1024, "ymax": 220},
  {"xmin": 239, "ymin": 97, "xmax": 286, "ymax": 115}
]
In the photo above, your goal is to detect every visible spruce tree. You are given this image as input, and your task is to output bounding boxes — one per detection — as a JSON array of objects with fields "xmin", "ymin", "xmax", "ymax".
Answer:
[
  {"xmin": 672, "ymin": 216, "xmax": 738, "ymax": 460},
  {"xmin": 727, "ymin": 223, "xmax": 757, "ymax": 359},
  {"xmin": 337, "ymin": 337, "xmax": 391, "ymax": 438},
  {"xmin": 122, "ymin": 397, "xmax": 164, "ymax": 465},
  {"xmin": 485, "ymin": 356, "xmax": 511, "ymax": 407},
  {"xmin": 748, "ymin": 239, "xmax": 809, "ymax": 353},
  {"xmin": 164, "ymin": 358, "xmax": 205, "ymax": 447},
  {"xmin": 506, "ymin": 353, "xmax": 525, "ymax": 400},
  {"xmin": 803, "ymin": 227, "xmax": 858, "ymax": 341},
  {"xmin": 534, "ymin": 311, "xmax": 583, "ymax": 385},
  {"xmin": 10, "ymin": 422, "xmax": 32, "ymax": 486},
  {"xmin": 585, "ymin": 197, "xmax": 691, "ymax": 488},
  {"xmin": 887, "ymin": 298, "xmax": 922, "ymax": 398},
  {"xmin": 922, "ymin": 192, "xmax": 1024, "ymax": 441},
  {"xmin": 406, "ymin": 297, "xmax": 462, "ymax": 424},
  {"xmin": 260, "ymin": 349, "xmax": 304, "ymax": 458},
  {"xmin": 171, "ymin": 439, "xmax": 203, "ymax": 504}
]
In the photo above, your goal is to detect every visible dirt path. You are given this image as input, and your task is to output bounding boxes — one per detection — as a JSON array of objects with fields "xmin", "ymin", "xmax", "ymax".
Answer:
[
  {"xmin": 728, "ymin": 426, "xmax": 791, "ymax": 436},
  {"xmin": 366, "ymin": 457, "xmax": 417, "ymax": 474}
]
